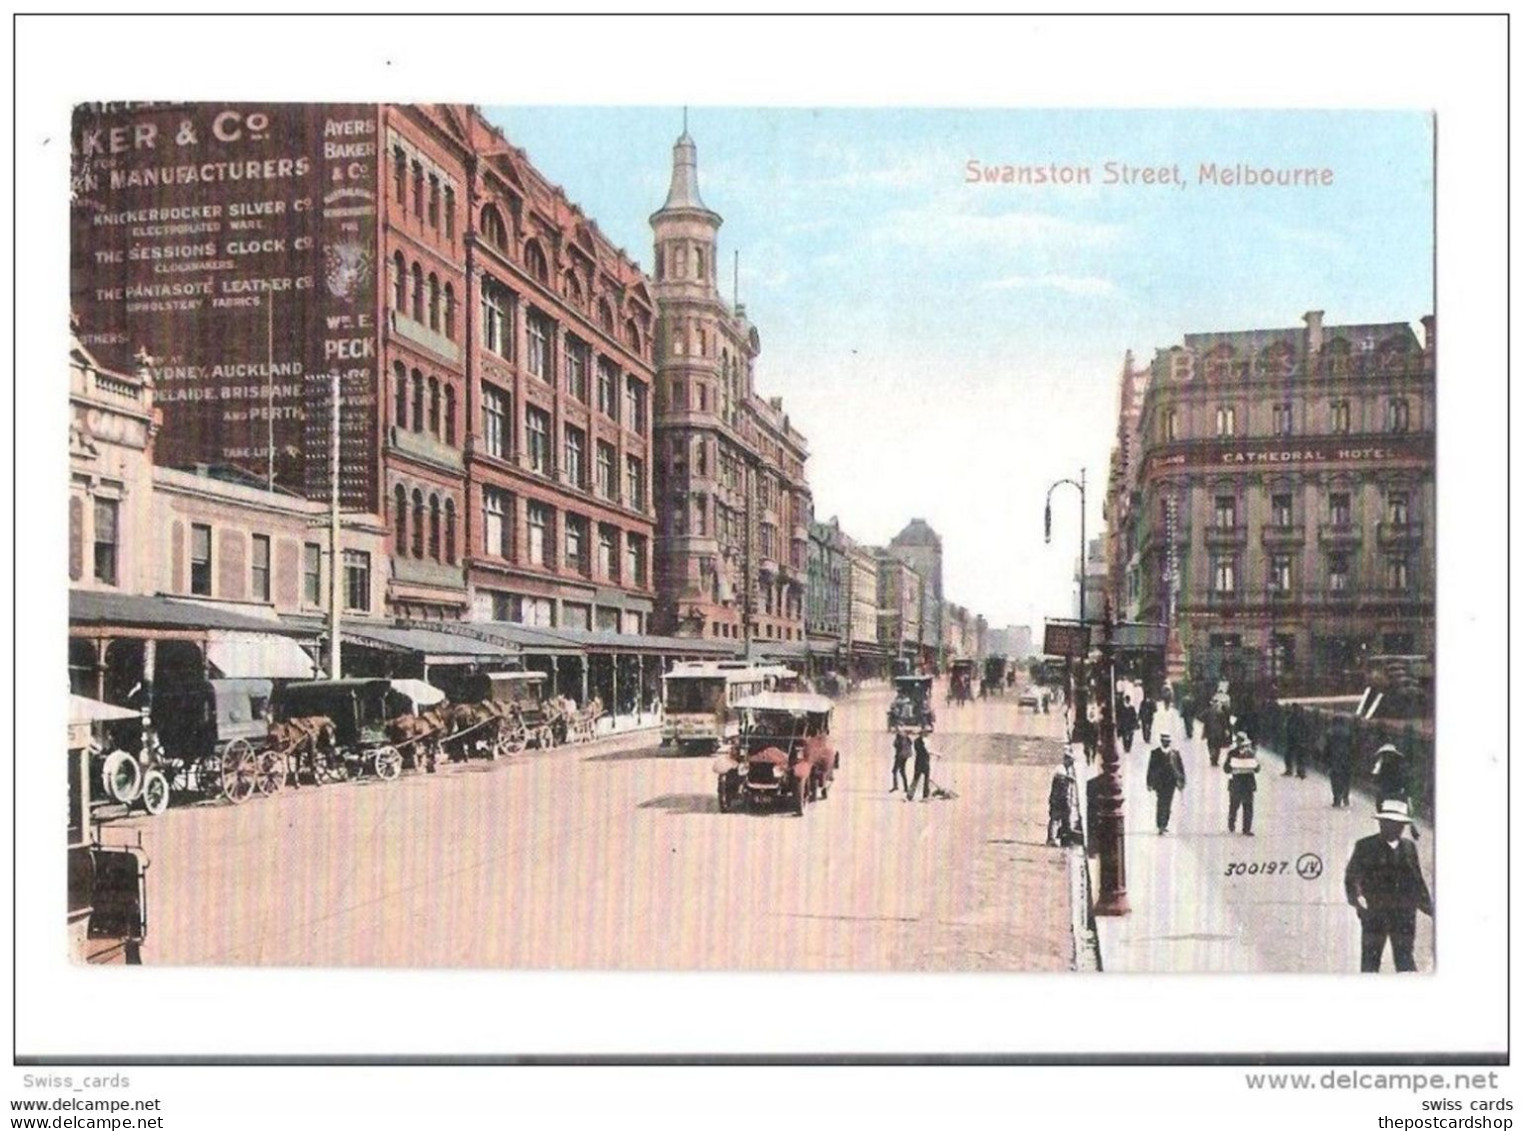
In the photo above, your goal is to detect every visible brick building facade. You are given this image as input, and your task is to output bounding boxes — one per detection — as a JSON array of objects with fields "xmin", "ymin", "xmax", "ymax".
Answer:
[{"xmin": 649, "ymin": 127, "xmax": 811, "ymax": 647}]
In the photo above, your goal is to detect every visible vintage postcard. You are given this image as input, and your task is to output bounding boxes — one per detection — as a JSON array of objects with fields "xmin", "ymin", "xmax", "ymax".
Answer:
[{"xmin": 62, "ymin": 100, "xmax": 1440, "ymax": 981}]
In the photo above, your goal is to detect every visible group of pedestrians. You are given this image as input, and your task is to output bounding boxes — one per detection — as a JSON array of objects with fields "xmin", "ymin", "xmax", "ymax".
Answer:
[
  {"xmin": 1125, "ymin": 684, "xmax": 1431, "ymax": 973},
  {"xmin": 889, "ymin": 728, "xmax": 935, "ymax": 802}
]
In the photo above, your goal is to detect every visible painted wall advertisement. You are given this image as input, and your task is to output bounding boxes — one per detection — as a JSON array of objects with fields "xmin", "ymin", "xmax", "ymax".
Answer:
[{"xmin": 70, "ymin": 103, "xmax": 380, "ymax": 510}]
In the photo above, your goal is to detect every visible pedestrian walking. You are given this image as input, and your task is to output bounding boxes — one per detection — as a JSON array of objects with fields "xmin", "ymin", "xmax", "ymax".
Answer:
[
  {"xmin": 1326, "ymin": 715, "xmax": 1354, "ymax": 808},
  {"xmin": 1145, "ymin": 731, "xmax": 1187, "ymax": 834},
  {"xmin": 1139, "ymin": 697, "xmax": 1157, "ymax": 745},
  {"xmin": 1117, "ymin": 695, "xmax": 1138, "ymax": 753},
  {"xmin": 1343, "ymin": 799, "xmax": 1433, "ymax": 972},
  {"xmin": 1223, "ymin": 732, "xmax": 1260, "ymax": 835},
  {"xmin": 1047, "ymin": 752, "xmax": 1078, "ymax": 846},
  {"xmin": 890, "ymin": 729, "xmax": 912, "ymax": 794},
  {"xmin": 908, "ymin": 733, "xmax": 933, "ymax": 802},
  {"xmin": 1203, "ymin": 703, "xmax": 1229, "ymax": 768},
  {"xmin": 1281, "ymin": 707, "xmax": 1308, "ymax": 779},
  {"xmin": 1372, "ymin": 743, "xmax": 1412, "ymax": 804}
]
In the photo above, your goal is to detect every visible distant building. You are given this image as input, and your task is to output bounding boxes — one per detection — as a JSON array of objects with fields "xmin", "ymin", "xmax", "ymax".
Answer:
[
  {"xmin": 875, "ymin": 551, "xmax": 924, "ymax": 667},
  {"xmin": 1074, "ymin": 535, "xmax": 1107, "ymax": 622},
  {"xmin": 886, "ymin": 519, "xmax": 944, "ymax": 669},
  {"xmin": 807, "ymin": 517, "xmax": 847, "ymax": 668},
  {"xmin": 843, "ymin": 537, "xmax": 885, "ymax": 678}
]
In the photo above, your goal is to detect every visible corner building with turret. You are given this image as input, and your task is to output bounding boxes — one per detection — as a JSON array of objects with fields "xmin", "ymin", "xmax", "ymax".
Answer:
[{"xmin": 649, "ymin": 128, "xmax": 812, "ymax": 646}]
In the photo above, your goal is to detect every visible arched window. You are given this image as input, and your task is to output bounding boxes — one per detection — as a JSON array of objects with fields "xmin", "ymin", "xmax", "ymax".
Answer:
[
  {"xmin": 427, "ymin": 174, "xmax": 440, "ymax": 228},
  {"xmin": 598, "ymin": 299, "xmax": 614, "ymax": 334},
  {"xmin": 392, "ymin": 252, "xmax": 406, "ymax": 311},
  {"xmin": 444, "ymin": 386, "xmax": 456, "ymax": 446},
  {"xmin": 480, "ymin": 204, "xmax": 507, "ymax": 250},
  {"xmin": 443, "ymin": 186, "xmax": 456, "ymax": 241},
  {"xmin": 444, "ymin": 499, "xmax": 457, "ymax": 564},
  {"xmin": 411, "ymin": 160, "xmax": 424, "ymax": 216},
  {"xmin": 625, "ymin": 319, "xmax": 641, "ymax": 353},
  {"xmin": 392, "ymin": 361, "xmax": 407, "ymax": 429},
  {"xmin": 410, "ymin": 262, "xmax": 424, "ymax": 323},
  {"xmin": 411, "ymin": 490, "xmax": 425, "ymax": 558},
  {"xmin": 443, "ymin": 284, "xmax": 456, "ymax": 340},
  {"xmin": 392, "ymin": 146, "xmax": 407, "ymax": 206},
  {"xmin": 394, "ymin": 485, "xmax": 408, "ymax": 552},
  {"xmin": 411, "ymin": 369, "xmax": 424, "ymax": 433},
  {"xmin": 566, "ymin": 273, "xmax": 583, "ymax": 305},
  {"xmin": 428, "ymin": 376, "xmax": 441, "ymax": 435},
  {"xmin": 428, "ymin": 495, "xmax": 441, "ymax": 561},
  {"xmin": 524, "ymin": 240, "xmax": 548, "ymax": 284},
  {"xmin": 428, "ymin": 273, "xmax": 441, "ymax": 331}
]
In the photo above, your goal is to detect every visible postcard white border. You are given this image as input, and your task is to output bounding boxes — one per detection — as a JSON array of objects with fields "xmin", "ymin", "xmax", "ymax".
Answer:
[{"xmin": 11, "ymin": 11, "xmax": 1507, "ymax": 1059}]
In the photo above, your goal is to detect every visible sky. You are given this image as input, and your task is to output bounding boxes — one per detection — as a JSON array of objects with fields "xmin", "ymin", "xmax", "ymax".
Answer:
[{"xmin": 484, "ymin": 107, "xmax": 1433, "ymax": 633}]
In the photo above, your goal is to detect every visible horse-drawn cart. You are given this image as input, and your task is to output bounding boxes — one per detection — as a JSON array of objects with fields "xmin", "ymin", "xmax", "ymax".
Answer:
[{"xmin": 275, "ymin": 680, "xmax": 407, "ymax": 784}]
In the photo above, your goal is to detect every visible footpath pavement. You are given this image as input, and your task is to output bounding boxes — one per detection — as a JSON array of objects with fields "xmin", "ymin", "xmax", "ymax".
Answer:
[{"xmin": 1083, "ymin": 721, "xmax": 1435, "ymax": 974}]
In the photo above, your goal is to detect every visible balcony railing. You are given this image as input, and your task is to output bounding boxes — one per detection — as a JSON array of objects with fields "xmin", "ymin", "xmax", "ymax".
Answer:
[
  {"xmin": 1260, "ymin": 523, "xmax": 1306, "ymax": 547},
  {"xmin": 1376, "ymin": 520, "xmax": 1424, "ymax": 547},
  {"xmin": 1317, "ymin": 522, "xmax": 1362, "ymax": 545},
  {"xmin": 1203, "ymin": 524, "xmax": 1246, "ymax": 548}
]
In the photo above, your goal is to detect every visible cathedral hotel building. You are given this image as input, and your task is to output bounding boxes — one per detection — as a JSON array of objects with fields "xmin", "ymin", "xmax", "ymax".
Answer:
[{"xmin": 1122, "ymin": 310, "xmax": 1435, "ymax": 690}]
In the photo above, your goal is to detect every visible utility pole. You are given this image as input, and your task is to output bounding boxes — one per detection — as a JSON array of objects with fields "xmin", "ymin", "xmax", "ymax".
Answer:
[
  {"xmin": 328, "ymin": 369, "xmax": 343, "ymax": 679},
  {"xmin": 266, "ymin": 296, "xmax": 276, "ymax": 490}
]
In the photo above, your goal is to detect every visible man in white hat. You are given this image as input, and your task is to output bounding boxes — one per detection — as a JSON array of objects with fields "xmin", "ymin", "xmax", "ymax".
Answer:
[
  {"xmin": 1222, "ymin": 731, "xmax": 1260, "ymax": 835},
  {"xmin": 1343, "ymin": 798, "xmax": 1433, "ymax": 972}
]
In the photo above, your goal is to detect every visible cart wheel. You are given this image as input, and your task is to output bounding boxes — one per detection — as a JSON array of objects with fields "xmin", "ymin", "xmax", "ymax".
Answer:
[
  {"xmin": 101, "ymin": 749, "xmax": 142, "ymax": 804},
  {"xmin": 221, "ymin": 740, "xmax": 257, "ymax": 804},
  {"xmin": 139, "ymin": 768, "xmax": 170, "ymax": 816},
  {"xmin": 373, "ymin": 746, "xmax": 402, "ymax": 782},
  {"xmin": 256, "ymin": 750, "xmax": 286, "ymax": 796},
  {"xmin": 717, "ymin": 776, "xmax": 731, "ymax": 814}
]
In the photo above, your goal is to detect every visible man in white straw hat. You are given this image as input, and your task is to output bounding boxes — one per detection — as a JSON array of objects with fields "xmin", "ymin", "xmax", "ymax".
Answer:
[
  {"xmin": 1222, "ymin": 731, "xmax": 1260, "ymax": 836},
  {"xmin": 1343, "ymin": 798, "xmax": 1433, "ymax": 972}
]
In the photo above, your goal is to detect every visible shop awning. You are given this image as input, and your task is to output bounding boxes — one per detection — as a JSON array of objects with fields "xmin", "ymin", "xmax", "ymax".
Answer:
[
  {"xmin": 344, "ymin": 624, "xmax": 520, "ymax": 664},
  {"xmin": 69, "ymin": 695, "xmax": 140, "ymax": 724},
  {"xmin": 206, "ymin": 631, "xmax": 317, "ymax": 679},
  {"xmin": 70, "ymin": 590, "xmax": 317, "ymax": 635}
]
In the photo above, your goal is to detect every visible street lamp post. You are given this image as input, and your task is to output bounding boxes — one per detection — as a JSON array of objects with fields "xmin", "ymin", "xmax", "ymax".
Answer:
[
  {"xmin": 1092, "ymin": 599, "xmax": 1129, "ymax": 915},
  {"xmin": 1045, "ymin": 468, "xmax": 1088, "ymax": 723}
]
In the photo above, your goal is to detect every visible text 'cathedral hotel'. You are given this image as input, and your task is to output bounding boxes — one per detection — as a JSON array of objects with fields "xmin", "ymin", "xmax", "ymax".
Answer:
[{"xmin": 70, "ymin": 103, "xmax": 812, "ymax": 646}]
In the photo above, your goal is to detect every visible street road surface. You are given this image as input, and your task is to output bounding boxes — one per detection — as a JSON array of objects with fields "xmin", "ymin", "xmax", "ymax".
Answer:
[{"xmin": 113, "ymin": 685, "xmax": 1075, "ymax": 971}]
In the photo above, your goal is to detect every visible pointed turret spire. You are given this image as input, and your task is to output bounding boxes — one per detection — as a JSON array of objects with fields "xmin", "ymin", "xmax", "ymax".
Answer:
[{"xmin": 660, "ymin": 118, "xmax": 712, "ymax": 213}]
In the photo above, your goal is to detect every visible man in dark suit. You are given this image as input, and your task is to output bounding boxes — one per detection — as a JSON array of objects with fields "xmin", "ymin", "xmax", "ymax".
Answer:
[
  {"xmin": 1343, "ymin": 799, "xmax": 1433, "ymax": 972},
  {"xmin": 1145, "ymin": 731, "xmax": 1186, "ymax": 834},
  {"xmin": 890, "ymin": 729, "xmax": 912, "ymax": 794}
]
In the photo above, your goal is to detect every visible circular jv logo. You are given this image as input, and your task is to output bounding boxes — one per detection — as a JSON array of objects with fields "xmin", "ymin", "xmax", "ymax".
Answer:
[{"xmin": 1296, "ymin": 853, "xmax": 1324, "ymax": 880}]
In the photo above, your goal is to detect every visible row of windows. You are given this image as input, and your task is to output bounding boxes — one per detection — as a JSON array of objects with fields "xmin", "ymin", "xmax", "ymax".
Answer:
[
  {"xmin": 478, "ymin": 209, "xmax": 650, "ymax": 358},
  {"xmin": 390, "ymin": 253, "xmax": 458, "ymax": 341},
  {"xmin": 654, "ymin": 240, "xmax": 712, "ymax": 284},
  {"xmin": 181, "ymin": 521, "xmax": 370, "ymax": 611},
  {"xmin": 1175, "ymin": 336, "xmax": 1417, "ymax": 384},
  {"xmin": 479, "ymin": 384, "xmax": 647, "ymax": 509},
  {"xmin": 1162, "ymin": 397, "xmax": 1415, "ymax": 441},
  {"xmin": 481, "ymin": 277, "xmax": 650, "ymax": 433},
  {"xmin": 393, "ymin": 486, "xmax": 458, "ymax": 565},
  {"xmin": 1201, "ymin": 490, "xmax": 1417, "ymax": 530},
  {"xmin": 477, "ymin": 485, "xmax": 648, "ymax": 585},
  {"xmin": 391, "ymin": 145, "xmax": 457, "ymax": 242},
  {"xmin": 1207, "ymin": 552, "xmax": 1416, "ymax": 595},
  {"xmin": 482, "ymin": 590, "xmax": 644, "ymax": 634},
  {"xmin": 392, "ymin": 363, "xmax": 457, "ymax": 444}
]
